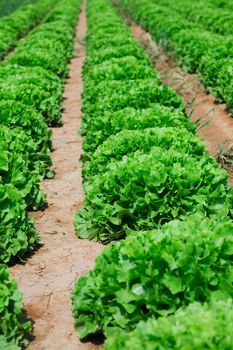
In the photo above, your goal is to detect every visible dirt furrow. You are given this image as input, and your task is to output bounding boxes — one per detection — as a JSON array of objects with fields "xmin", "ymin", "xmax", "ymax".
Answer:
[
  {"xmin": 10, "ymin": 5, "xmax": 103, "ymax": 350},
  {"xmin": 131, "ymin": 23, "xmax": 233, "ymax": 161}
]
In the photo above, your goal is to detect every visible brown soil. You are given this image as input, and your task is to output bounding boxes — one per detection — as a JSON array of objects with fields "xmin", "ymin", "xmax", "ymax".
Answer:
[
  {"xmin": 131, "ymin": 23, "xmax": 233, "ymax": 165},
  {"xmin": 10, "ymin": 5, "xmax": 103, "ymax": 350}
]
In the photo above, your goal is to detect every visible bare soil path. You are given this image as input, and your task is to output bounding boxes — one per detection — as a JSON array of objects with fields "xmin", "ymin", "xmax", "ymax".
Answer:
[
  {"xmin": 10, "ymin": 5, "xmax": 103, "ymax": 350},
  {"xmin": 131, "ymin": 23, "xmax": 233, "ymax": 161}
]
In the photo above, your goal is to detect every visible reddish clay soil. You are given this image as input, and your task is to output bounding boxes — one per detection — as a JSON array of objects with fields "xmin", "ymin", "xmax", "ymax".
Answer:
[
  {"xmin": 10, "ymin": 6, "xmax": 103, "ymax": 350},
  {"xmin": 131, "ymin": 23, "xmax": 233, "ymax": 164}
]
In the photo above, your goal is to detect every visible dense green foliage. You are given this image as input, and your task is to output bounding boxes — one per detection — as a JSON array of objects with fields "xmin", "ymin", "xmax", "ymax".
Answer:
[
  {"xmin": 82, "ymin": 105, "xmax": 195, "ymax": 153},
  {"xmin": 83, "ymin": 79, "xmax": 184, "ymax": 114},
  {"xmin": 0, "ymin": 81, "xmax": 61, "ymax": 125},
  {"xmin": 2, "ymin": 2, "xmax": 79, "ymax": 123},
  {"xmin": 0, "ymin": 0, "xmax": 57, "ymax": 60},
  {"xmin": 82, "ymin": 127, "xmax": 207, "ymax": 180},
  {"xmin": 0, "ymin": 0, "xmax": 37, "ymax": 18},
  {"xmin": 0, "ymin": 184, "xmax": 39, "ymax": 263},
  {"xmin": 119, "ymin": 0, "xmax": 233, "ymax": 112},
  {"xmin": 72, "ymin": 215, "xmax": 233, "ymax": 338},
  {"xmin": 86, "ymin": 56, "xmax": 155, "ymax": 82},
  {"xmin": 155, "ymin": 0, "xmax": 233, "ymax": 36},
  {"xmin": 0, "ymin": 100, "xmax": 52, "ymax": 156},
  {"xmin": 0, "ymin": 265, "xmax": 31, "ymax": 348},
  {"xmin": 76, "ymin": 147, "xmax": 231, "ymax": 242},
  {"xmin": 0, "ymin": 125, "xmax": 44, "ymax": 208},
  {"xmin": 104, "ymin": 299, "xmax": 233, "ymax": 350}
]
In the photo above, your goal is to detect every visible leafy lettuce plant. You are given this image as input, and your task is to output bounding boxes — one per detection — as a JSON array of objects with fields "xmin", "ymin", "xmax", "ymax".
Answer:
[
  {"xmin": 84, "ymin": 45, "xmax": 150, "ymax": 70},
  {"xmin": 0, "ymin": 100, "xmax": 52, "ymax": 175},
  {"xmin": 28, "ymin": 23, "xmax": 75, "ymax": 56},
  {"xmin": 198, "ymin": 57, "xmax": 233, "ymax": 112},
  {"xmin": 75, "ymin": 147, "xmax": 231, "ymax": 242},
  {"xmin": 81, "ymin": 104, "xmax": 195, "ymax": 151},
  {"xmin": 0, "ymin": 184, "xmax": 39, "ymax": 263},
  {"xmin": 0, "ymin": 65, "xmax": 64, "ymax": 102},
  {"xmin": 0, "ymin": 125, "xmax": 45, "ymax": 209},
  {"xmin": 7, "ymin": 48, "xmax": 68, "ymax": 78},
  {"xmin": 6, "ymin": 0, "xmax": 80, "ymax": 77},
  {"xmin": 119, "ymin": 0, "xmax": 194, "ymax": 43},
  {"xmin": 156, "ymin": 0, "xmax": 233, "ymax": 36},
  {"xmin": 85, "ymin": 56, "xmax": 156, "ymax": 84},
  {"xmin": 82, "ymin": 79, "xmax": 185, "ymax": 128},
  {"xmin": 172, "ymin": 29, "xmax": 224, "ymax": 73},
  {"xmin": 82, "ymin": 127, "xmax": 207, "ymax": 180},
  {"xmin": 0, "ymin": 81, "xmax": 62, "ymax": 126},
  {"xmin": 104, "ymin": 299, "xmax": 233, "ymax": 350},
  {"xmin": 72, "ymin": 215, "xmax": 233, "ymax": 338},
  {"xmin": 0, "ymin": 265, "xmax": 31, "ymax": 347},
  {"xmin": 87, "ymin": 35, "xmax": 140, "ymax": 53}
]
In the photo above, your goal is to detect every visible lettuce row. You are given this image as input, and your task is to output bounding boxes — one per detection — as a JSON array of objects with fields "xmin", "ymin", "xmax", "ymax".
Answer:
[
  {"xmin": 0, "ymin": 0, "xmax": 57, "ymax": 61},
  {"xmin": 0, "ymin": 265, "xmax": 31, "ymax": 348},
  {"xmin": 0, "ymin": 0, "xmax": 82, "ymax": 264},
  {"xmin": 75, "ymin": 0, "xmax": 232, "ymax": 242},
  {"xmin": 119, "ymin": 0, "xmax": 233, "ymax": 113},
  {"xmin": 72, "ymin": 0, "xmax": 233, "ymax": 346},
  {"xmin": 152, "ymin": 0, "xmax": 233, "ymax": 36},
  {"xmin": 0, "ymin": 1, "xmax": 83, "ymax": 348},
  {"xmin": 104, "ymin": 299, "xmax": 233, "ymax": 350},
  {"xmin": 0, "ymin": 1, "xmax": 85, "ymax": 349},
  {"xmin": 1, "ymin": 0, "xmax": 82, "ymax": 126},
  {"xmin": 5, "ymin": 0, "xmax": 80, "ymax": 78}
]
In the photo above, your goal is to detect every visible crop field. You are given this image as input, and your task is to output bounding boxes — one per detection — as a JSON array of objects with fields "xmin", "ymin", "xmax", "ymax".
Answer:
[
  {"xmin": 0, "ymin": 0, "xmax": 37, "ymax": 17},
  {"xmin": 0, "ymin": 0, "xmax": 233, "ymax": 349}
]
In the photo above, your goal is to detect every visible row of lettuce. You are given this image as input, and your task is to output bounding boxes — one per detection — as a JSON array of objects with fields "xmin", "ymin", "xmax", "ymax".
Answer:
[
  {"xmin": 0, "ymin": 0, "xmax": 58, "ymax": 61},
  {"xmin": 0, "ymin": 0, "xmax": 36, "ymax": 18},
  {"xmin": 0, "ymin": 1, "xmax": 82, "ymax": 349},
  {"xmin": 118, "ymin": 0, "xmax": 233, "ymax": 114},
  {"xmin": 71, "ymin": 0, "xmax": 233, "ymax": 348},
  {"xmin": 156, "ymin": 0, "xmax": 233, "ymax": 36}
]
